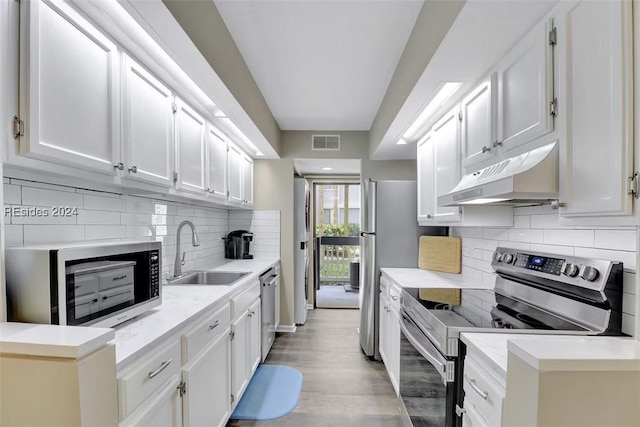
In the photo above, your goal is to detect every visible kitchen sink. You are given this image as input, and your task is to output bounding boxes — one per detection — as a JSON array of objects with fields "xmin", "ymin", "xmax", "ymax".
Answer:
[{"xmin": 167, "ymin": 271, "xmax": 249, "ymax": 285}]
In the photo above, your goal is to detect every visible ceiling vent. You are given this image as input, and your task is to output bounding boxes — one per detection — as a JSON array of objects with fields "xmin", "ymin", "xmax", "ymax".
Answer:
[{"xmin": 312, "ymin": 135, "xmax": 340, "ymax": 151}]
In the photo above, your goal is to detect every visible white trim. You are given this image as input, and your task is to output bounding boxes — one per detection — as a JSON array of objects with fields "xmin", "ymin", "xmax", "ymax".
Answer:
[
  {"xmin": 306, "ymin": 304, "xmax": 314, "ymax": 310},
  {"xmin": 276, "ymin": 324, "xmax": 297, "ymax": 333}
]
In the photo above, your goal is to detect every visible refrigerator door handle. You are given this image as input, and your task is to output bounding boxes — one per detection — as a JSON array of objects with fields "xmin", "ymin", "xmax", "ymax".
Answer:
[{"xmin": 360, "ymin": 231, "xmax": 376, "ymax": 236}]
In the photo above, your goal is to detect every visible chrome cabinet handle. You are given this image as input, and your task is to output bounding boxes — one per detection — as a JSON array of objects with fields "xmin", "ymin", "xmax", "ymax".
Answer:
[
  {"xmin": 248, "ymin": 310, "xmax": 256, "ymax": 317},
  {"xmin": 113, "ymin": 162, "xmax": 124, "ymax": 170},
  {"xmin": 464, "ymin": 375, "xmax": 488, "ymax": 400},
  {"xmin": 391, "ymin": 296, "xmax": 398, "ymax": 301},
  {"xmin": 128, "ymin": 165, "xmax": 138, "ymax": 173},
  {"xmin": 208, "ymin": 320, "xmax": 221, "ymax": 331},
  {"xmin": 148, "ymin": 359, "xmax": 172, "ymax": 379},
  {"xmin": 112, "ymin": 275, "xmax": 127, "ymax": 281},
  {"xmin": 492, "ymin": 140, "xmax": 503, "ymax": 148},
  {"xmin": 481, "ymin": 145, "xmax": 491, "ymax": 153},
  {"xmin": 426, "ymin": 214, "xmax": 433, "ymax": 219}
]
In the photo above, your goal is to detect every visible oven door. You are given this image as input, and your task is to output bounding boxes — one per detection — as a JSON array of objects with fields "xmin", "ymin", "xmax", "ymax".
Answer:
[{"xmin": 399, "ymin": 310, "xmax": 457, "ymax": 427}]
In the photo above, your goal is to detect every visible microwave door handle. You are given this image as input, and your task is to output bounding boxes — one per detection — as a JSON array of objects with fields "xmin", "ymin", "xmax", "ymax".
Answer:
[{"xmin": 399, "ymin": 315, "xmax": 448, "ymax": 381}]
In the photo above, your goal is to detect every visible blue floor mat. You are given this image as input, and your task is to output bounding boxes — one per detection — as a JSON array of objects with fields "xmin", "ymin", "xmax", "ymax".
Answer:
[{"xmin": 230, "ymin": 365, "xmax": 303, "ymax": 420}]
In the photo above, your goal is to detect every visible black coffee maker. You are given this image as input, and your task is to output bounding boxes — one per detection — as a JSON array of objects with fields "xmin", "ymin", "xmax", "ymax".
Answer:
[{"xmin": 224, "ymin": 230, "xmax": 254, "ymax": 259}]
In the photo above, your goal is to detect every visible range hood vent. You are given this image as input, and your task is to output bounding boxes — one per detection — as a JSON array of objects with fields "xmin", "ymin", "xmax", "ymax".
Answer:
[{"xmin": 438, "ymin": 141, "xmax": 558, "ymax": 206}]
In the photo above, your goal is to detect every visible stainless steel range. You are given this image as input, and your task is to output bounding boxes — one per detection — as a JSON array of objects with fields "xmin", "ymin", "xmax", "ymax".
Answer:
[{"xmin": 397, "ymin": 247, "xmax": 625, "ymax": 427}]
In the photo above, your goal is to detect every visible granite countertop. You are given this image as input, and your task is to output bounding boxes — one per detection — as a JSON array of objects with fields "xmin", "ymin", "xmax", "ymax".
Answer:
[
  {"xmin": 461, "ymin": 333, "xmax": 640, "ymax": 381},
  {"xmin": 381, "ymin": 267, "xmax": 492, "ymax": 289},
  {"xmin": 113, "ymin": 256, "xmax": 279, "ymax": 371}
]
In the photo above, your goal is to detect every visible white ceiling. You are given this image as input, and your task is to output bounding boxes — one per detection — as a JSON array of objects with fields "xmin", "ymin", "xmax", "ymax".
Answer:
[
  {"xmin": 214, "ymin": 0, "xmax": 423, "ymax": 131},
  {"xmin": 293, "ymin": 159, "xmax": 361, "ymax": 176}
]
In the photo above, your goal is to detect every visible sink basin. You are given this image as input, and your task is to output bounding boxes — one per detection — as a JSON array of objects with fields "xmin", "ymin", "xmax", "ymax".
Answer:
[{"xmin": 168, "ymin": 271, "xmax": 249, "ymax": 285}]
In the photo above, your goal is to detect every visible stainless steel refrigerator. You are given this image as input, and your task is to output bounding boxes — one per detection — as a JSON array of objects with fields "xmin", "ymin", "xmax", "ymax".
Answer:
[{"xmin": 359, "ymin": 180, "xmax": 447, "ymax": 359}]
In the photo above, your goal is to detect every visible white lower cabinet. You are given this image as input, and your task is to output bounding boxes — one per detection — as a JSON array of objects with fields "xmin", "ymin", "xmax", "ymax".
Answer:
[
  {"xmin": 378, "ymin": 276, "xmax": 400, "ymax": 396},
  {"xmin": 121, "ymin": 375, "xmax": 182, "ymax": 427},
  {"xmin": 461, "ymin": 351, "xmax": 506, "ymax": 427},
  {"xmin": 248, "ymin": 298, "xmax": 262, "ymax": 374},
  {"xmin": 231, "ymin": 294, "xmax": 262, "ymax": 406}
]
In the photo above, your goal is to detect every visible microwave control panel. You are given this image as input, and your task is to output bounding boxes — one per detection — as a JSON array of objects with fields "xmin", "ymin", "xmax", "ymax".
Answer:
[{"xmin": 150, "ymin": 251, "xmax": 160, "ymax": 297}]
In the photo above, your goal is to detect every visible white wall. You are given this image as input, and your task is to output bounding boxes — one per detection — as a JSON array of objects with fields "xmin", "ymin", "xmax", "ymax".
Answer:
[
  {"xmin": 3, "ymin": 178, "xmax": 229, "ymax": 280},
  {"xmin": 452, "ymin": 205, "xmax": 637, "ymax": 337}
]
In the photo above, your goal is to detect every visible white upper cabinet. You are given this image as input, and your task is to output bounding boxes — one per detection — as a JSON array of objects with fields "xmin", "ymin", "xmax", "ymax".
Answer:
[
  {"xmin": 242, "ymin": 154, "xmax": 254, "ymax": 207},
  {"xmin": 206, "ymin": 124, "xmax": 228, "ymax": 201},
  {"xmin": 461, "ymin": 77, "xmax": 497, "ymax": 171},
  {"xmin": 417, "ymin": 133, "xmax": 435, "ymax": 223},
  {"xmin": 495, "ymin": 17, "xmax": 554, "ymax": 153},
  {"xmin": 175, "ymin": 99, "xmax": 206, "ymax": 194},
  {"xmin": 122, "ymin": 55, "xmax": 174, "ymax": 187},
  {"xmin": 432, "ymin": 109, "xmax": 462, "ymax": 223},
  {"xmin": 20, "ymin": 0, "xmax": 119, "ymax": 174},
  {"xmin": 227, "ymin": 143, "xmax": 244, "ymax": 205},
  {"xmin": 558, "ymin": 0, "xmax": 634, "ymax": 219}
]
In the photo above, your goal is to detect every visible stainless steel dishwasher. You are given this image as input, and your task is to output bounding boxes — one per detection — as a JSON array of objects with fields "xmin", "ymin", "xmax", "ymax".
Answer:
[{"xmin": 260, "ymin": 266, "xmax": 280, "ymax": 361}]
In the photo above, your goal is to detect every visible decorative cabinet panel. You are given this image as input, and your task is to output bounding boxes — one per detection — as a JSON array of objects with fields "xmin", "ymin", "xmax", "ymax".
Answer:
[
  {"xmin": 432, "ymin": 109, "xmax": 462, "ymax": 223},
  {"xmin": 417, "ymin": 133, "xmax": 435, "ymax": 223},
  {"xmin": 227, "ymin": 143, "xmax": 244, "ymax": 205},
  {"xmin": 242, "ymin": 154, "xmax": 254, "ymax": 207},
  {"xmin": 122, "ymin": 55, "xmax": 174, "ymax": 187},
  {"xmin": 20, "ymin": 0, "xmax": 119, "ymax": 174},
  {"xmin": 174, "ymin": 98, "xmax": 206, "ymax": 194},
  {"xmin": 558, "ymin": 0, "xmax": 635, "ymax": 219},
  {"xmin": 206, "ymin": 124, "xmax": 228, "ymax": 201},
  {"xmin": 495, "ymin": 17, "xmax": 555, "ymax": 153},
  {"xmin": 461, "ymin": 77, "xmax": 497, "ymax": 171}
]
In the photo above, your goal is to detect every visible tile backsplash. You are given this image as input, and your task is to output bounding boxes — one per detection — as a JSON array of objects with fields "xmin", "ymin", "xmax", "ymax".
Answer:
[
  {"xmin": 3, "ymin": 177, "xmax": 279, "ymax": 280},
  {"xmin": 451, "ymin": 205, "xmax": 637, "ymax": 337},
  {"xmin": 228, "ymin": 210, "xmax": 281, "ymax": 258}
]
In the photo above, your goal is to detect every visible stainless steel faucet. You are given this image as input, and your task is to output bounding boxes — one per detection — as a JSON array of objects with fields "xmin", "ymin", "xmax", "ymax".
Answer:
[{"xmin": 174, "ymin": 220, "xmax": 200, "ymax": 278}]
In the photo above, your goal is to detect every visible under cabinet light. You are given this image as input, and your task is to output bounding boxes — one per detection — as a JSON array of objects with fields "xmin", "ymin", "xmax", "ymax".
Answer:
[
  {"xmin": 403, "ymin": 82, "xmax": 463, "ymax": 141},
  {"xmin": 396, "ymin": 139, "xmax": 407, "ymax": 145},
  {"xmin": 322, "ymin": 167, "xmax": 333, "ymax": 171}
]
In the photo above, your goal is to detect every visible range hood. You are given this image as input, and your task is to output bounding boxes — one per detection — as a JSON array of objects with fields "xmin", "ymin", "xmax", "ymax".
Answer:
[{"xmin": 438, "ymin": 141, "xmax": 558, "ymax": 206}]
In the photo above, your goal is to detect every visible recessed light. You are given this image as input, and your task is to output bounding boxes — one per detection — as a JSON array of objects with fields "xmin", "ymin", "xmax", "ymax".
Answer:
[
  {"xmin": 255, "ymin": 151, "xmax": 263, "ymax": 156},
  {"xmin": 322, "ymin": 167, "xmax": 332, "ymax": 171}
]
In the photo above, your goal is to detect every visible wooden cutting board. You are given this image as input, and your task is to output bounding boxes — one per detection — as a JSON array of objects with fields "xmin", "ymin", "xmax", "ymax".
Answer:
[
  {"xmin": 418, "ymin": 288, "xmax": 461, "ymax": 305},
  {"xmin": 418, "ymin": 236, "xmax": 462, "ymax": 274}
]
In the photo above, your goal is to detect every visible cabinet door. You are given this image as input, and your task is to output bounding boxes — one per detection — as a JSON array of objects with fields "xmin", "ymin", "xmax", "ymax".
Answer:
[
  {"xmin": 242, "ymin": 155, "xmax": 254, "ymax": 206},
  {"xmin": 461, "ymin": 77, "xmax": 497, "ymax": 170},
  {"xmin": 122, "ymin": 55, "xmax": 174, "ymax": 187},
  {"xmin": 248, "ymin": 298, "xmax": 261, "ymax": 374},
  {"xmin": 417, "ymin": 133, "xmax": 435, "ymax": 224},
  {"xmin": 389, "ymin": 309, "xmax": 400, "ymax": 396},
  {"xmin": 227, "ymin": 143, "xmax": 244, "ymax": 205},
  {"xmin": 175, "ymin": 98, "xmax": 206, "ymax": 194},
  {"xmin": 20, "ymin": 0, "xmax": 119, "ymax": 174},
  {"xmin": 432, "ymin": 109, "xmax": 462, "ymax": 223},
  {"xmin": 231, "ymin": 312, "xmax": 250, "ymax": 401},
  {"xmin": 559, "ymin": 0, "xmax": 634, "ymax": 217},
  {"xmin": 495, "ymin": 18, "xmax": 554, "ymax": 151},
  {"xmin": 121, "ymin": 376, "xmax": 182, "ymax": 427},
  {"xmin": 182, "ymin": 329, "xmax": 231, "ymax": 427},
  {"xmin": 206, "ymin": 124, "xmax": 228, "ymax": 201},
  {"xmin": 378, "ymin": 293, "xmax": 388, "ymax": 364}
]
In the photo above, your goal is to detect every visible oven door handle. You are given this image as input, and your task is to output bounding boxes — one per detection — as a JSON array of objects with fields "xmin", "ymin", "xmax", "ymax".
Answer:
[{"xmin": 399, "ymin": 315, "xmax": 448, "ymax": 383}]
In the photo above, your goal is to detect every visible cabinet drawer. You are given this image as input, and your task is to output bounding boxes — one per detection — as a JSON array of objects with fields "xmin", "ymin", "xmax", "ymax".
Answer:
[
  {"xmin": 380, "ymin": 275, "xmax": 391, "ymax": 300},
  {"xmin": 389, "ymin": 284, "xmax": 401, "ymax": 312},
  {"xmin": 231, "ymin": 283, "xmax": 260, "ymax": 317},
  {"xmin": 99, "ymin": 266, "xmax": 135, "ymax": 290},
  {"xmin": 73, "ymin": 274, "xmax": 99, "ymax": 297},
  {"xmin": 463, "ymin": 357, "xmax": 505, "ymax": 427},
  {"xmin": 100, "ymin": 285, "xmax": 135, "ymax": 311},
  {"xmin": 462, "ymin": 400, "xmax": 491, "ymax": 427},
  {"xmin": 183, "ymin": 303, "xmax": 231, "ymax": 363},
  {"xmin": 118, "ymin": 339, "xmax": 181, "ymax": 420}
]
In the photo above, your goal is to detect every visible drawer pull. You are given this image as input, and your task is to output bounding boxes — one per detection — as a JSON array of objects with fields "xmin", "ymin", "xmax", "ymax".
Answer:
[
  {"xmin": 391, "ymin": 295, "xmax": 398, "ymax": 301},
  {"xmin": 464, "ymin": 375, "xmax": 488, "ymax": 400},
  {"xmin": 112, "ymin": 275, "xmax": 128, "ymax": 281},
  {"xmin": 247, "ymin": 310, "xmax": 256, "ymax": 318},
  {"xmin": 208, "ymin": 320, "xmax": 221, "ymax": 331},
  {"xmin": 147, "ymin": 359, "xmax": 172, "ymax": 379}
]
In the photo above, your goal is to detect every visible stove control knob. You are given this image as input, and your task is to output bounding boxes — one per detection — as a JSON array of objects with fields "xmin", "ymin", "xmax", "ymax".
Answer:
[
  {"xmin": 493, "ymin": 252, "xmax": 504, "ymax": 262},
  {"xmin": 580, "ymin": 266, "xmax": 599, "ymax": 282},
  {"xmin": 562, "ymin": 263, "xmax": 579, "ymax": 277},
  {"xmin": 503, "ymin": 253, "xmax": 514, "ymax": 264}
]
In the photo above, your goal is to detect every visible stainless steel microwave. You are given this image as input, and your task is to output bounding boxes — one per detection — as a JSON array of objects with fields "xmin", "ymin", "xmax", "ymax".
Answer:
[{"xmin": 5, "ymin": 241, "xmax": 161, "ymax": 327}]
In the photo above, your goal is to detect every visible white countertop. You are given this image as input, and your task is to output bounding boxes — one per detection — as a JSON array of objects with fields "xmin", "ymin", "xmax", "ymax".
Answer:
[
  {"xmin": 113, "ymin": 256, "xmax": 279, "ymax": 371},
  {"xmin": 381, "ymin": 267, "xmax": 492, "ymax": 289},
  {"xmin": 461, "ymin": 333, "xmax": 640, "ymax": 380},
  {"xmin": 0, "ymin": 322, "xmax": 114, "ymax": 359}
]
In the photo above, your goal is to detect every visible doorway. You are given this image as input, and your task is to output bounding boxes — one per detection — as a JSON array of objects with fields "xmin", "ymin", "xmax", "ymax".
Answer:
[{"xmin": 314, "ymin": 183, "xmax": 361, "ymax": 308}]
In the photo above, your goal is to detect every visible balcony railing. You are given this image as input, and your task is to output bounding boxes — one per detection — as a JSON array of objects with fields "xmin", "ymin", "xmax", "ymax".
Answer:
[{"xmin": 314, "ymin": 236, "xmax": 360, "ymax": 287}]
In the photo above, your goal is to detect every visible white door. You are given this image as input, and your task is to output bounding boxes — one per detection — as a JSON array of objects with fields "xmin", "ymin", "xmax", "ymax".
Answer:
[
  {"xmin": 231, "ymin": 312, "xmax": 249, "ymax": 402},
  {"xmin": 495, "ymin": 17, "xmax": 554, "ymax": 152},
  {"xmin": 227, "ymin": 143, "xmax": 244, "ymax": 205},
  {"xmin": 122, "ymin": 55, "xmax": 174, "ymax": 186},
  {"xmin": 558, "ymin": 0, "xmax": 634, "ymax": 217},
  {"xmin": 248, "ymin": 298, "xmax": 261, "ymax": 374},
  {"xmin": 242, "ymin": 154, "xmax": 254, "ymax": 206},
  {"xmin": 206, "ymin": 123, "xmax": 228, "ymax": 201},
  {"xmin": 182, "ymin": 330, "xmax": 231, "ymax": 427},
  {"xmin": 20, "ymin": 0, "xmax": 119, "ymax": 174},
  {"xmin": 461, "ymin": 77, "xmax": 496, "ymax": 170},
  {"xmin": 175, "ymin": 98, "xmax": 206, "ymax": 194},
  {"xmin": 432, "ymin": 109, "xmax": 462, "ymax": 223},
  {"xmin": 121, "ymin": 376, "xmax": 182, "ymax": 427},
  {"xmin": 417, "ymin": 132, "xmax": 435, "ymax": 224}
]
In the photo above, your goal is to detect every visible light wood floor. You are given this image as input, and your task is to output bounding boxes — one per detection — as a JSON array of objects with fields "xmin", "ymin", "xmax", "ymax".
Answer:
[{"xmin": 227, "ymin": 309, "xmax": 403, "ymax": 427}]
